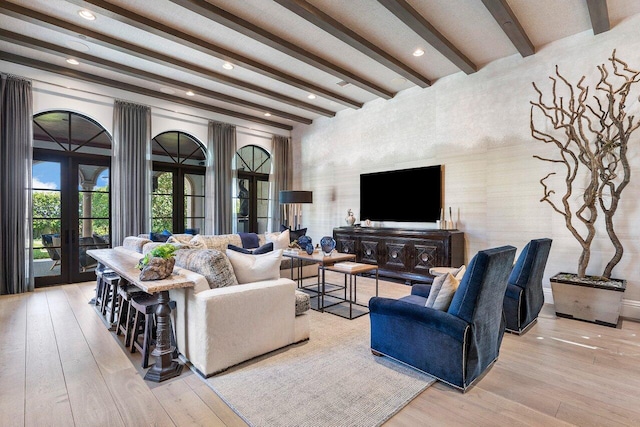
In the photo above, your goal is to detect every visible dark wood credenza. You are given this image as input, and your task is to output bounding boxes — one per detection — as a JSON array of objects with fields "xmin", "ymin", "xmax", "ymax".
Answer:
[{"xmin": 333, "ymin": 227, "xmax": 464, "ymax": 285}]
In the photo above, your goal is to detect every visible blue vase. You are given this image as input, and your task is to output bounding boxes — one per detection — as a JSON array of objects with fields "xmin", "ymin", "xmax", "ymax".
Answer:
[
  {"xmin": 320, "ymin": 236, "xmax": 336, "ymax": 256},
  {"xmin": 305, "ymin": 243, "xmax": 314, "ymax": 255}
]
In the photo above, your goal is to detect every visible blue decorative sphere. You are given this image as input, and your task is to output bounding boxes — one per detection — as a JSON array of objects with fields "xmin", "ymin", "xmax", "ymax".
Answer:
[
  {"xmin": 298, "ymin": 235, "xmax": 312, "ymax": 248},
  {"xmin": 320, "ymin": 236, "xmax": 336, "ymax": 256}
]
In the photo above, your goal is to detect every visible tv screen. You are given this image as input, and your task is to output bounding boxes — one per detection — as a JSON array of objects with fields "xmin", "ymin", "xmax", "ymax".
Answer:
[{"xmin": 360, "ymin": 165, "xmax": 441, "ymax": 223}]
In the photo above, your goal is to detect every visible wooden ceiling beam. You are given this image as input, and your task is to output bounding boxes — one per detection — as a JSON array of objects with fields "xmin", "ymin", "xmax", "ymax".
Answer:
[
  {"xmin": 0, "ymin": 29, "xmax": 312, "ymax": 125},
  {"xmin": 66, "ymin": 0, "xmax": 362, "ymax": 109},
  {"xmin": 0, "ymin": 52, "xmax": 294, "ymax": 130},
  {"xmin": 0, "ymin": 1, "xmax": 334, "ymax": 117},
  {"xmin": 272, "ymin": 0, "xmax": 431, "ymax": 87},
  {"xmin": 586, "ymin": 0, "xmax": 610, "ymax": 35},
  {"xmin": 377, "ymin": 0, "xmax": 477, "ymax": 74},
  {"xmin": 168, "ymin": 0, "xmax": 395, "ymax": 99},
  {"xmin": 480, "ymin": 0, "xmax": 535, "ymax": 57}
]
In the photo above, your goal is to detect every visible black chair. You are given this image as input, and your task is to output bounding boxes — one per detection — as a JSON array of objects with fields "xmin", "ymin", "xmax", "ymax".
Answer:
[
  {"xmin": 79, "ymin": 236, "xmax": 99, "ymax": 272},
  {"xmin": 503, "ymin": 238, "xmax": 553, "ymax": 334},
  {"xmin": 369, "ymin": 245, "xmax": 516, "ymax": 392},
  {"xmin": 41, "ymin": 233, "xmax": 61, "ymax": 270}
]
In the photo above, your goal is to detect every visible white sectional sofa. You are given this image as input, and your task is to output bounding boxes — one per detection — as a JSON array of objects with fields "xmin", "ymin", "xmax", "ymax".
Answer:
[
  {"xmin": 138, "ymin": 231, "xmax": 319, "ymax": 280},
  {"xmin": 119, "ymin": 235, "xmax": 311, "ymax": 377}
]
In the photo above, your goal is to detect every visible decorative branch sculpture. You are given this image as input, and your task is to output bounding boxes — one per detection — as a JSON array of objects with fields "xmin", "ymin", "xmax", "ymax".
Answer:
[{"xmin": 530, "ymin": 50, "xmax": 640, "ymax": 279}]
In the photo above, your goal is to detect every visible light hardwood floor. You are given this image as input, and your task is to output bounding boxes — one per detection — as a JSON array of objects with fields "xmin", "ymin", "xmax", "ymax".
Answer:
[{"xmin": 1, "ymin": 274, "xmax": 639, "ymax": 426}]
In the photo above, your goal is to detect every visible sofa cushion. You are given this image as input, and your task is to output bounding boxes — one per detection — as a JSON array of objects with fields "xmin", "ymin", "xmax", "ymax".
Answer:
[
  {"xmin": 226, "ymin": 249, "xmax": 283, "ymax": 284},
  {"xmin": 166, "ymin": 234, "xmax": 195, "ymax": 245},
  {"xmin": 190, "ymin": 234, "xmax": 242, "ymax": 251},
  {"xmin": 122, "ymin": 236, "xmax": 152, "ymax": 253},
  {"xmin": 266, "ymin": 229, "xmax": 290, "ymax": 250},
  {"xmin": 227, "ymin": 242, "xmax": 274, "ymax": 255},
  {"xmin": 174, "ymin": 249, "xmax": 238, "ymax": 289},
  {"xmin": 295, "ymin": 290, "xmax": 310, "ymax": 315},
  {"xmin": 425, "ymin": 272, "xmax": 460, "ymax": 311}
]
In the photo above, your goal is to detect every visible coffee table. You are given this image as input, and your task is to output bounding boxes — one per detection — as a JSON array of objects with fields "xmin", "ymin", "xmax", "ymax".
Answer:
[{"xmin": 282, "ymin": 250, "xmax": 356, "ymax": 312}]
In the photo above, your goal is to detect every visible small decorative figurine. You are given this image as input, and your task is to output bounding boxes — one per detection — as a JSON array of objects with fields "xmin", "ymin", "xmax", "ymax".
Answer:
[{"xmin": 345, "ymin": 208, "xmax": 356, "ymax": 226}]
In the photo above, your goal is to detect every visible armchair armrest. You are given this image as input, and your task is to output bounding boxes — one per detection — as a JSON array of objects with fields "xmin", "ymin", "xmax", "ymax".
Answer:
[
  {"xmin": 505, "ymin": 283, "xmax": 523, "ymax": 301},
  {"xmin": 369, "ymin": 297, "xmax": 468, "ymax": 341},
  {"xmin": 411, "ymin": 284, "xmax": 432, "ymax": 298}
]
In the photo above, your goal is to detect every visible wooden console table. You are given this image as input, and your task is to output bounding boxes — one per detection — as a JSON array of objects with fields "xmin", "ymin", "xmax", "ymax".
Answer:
[
  {"xmin": 87, "ymin": 248, "xmax": 195, "ymax": 382},
  {"xmin": 333, "ymin": 227, "xmax": 464, "ymax": 284}
]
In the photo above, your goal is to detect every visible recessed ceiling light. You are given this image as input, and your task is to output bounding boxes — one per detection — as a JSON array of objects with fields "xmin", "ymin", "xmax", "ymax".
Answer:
[
  {"xmin": 66, "ymin": 58, "xmax": 80, "ymax": 65},
  {"xmin": 264, "ymin": 112, "xmax": 272, "ymax": 117},
  {"xmin": 391, "ymin": 77, "xmax": 407, "ymax": 85},
  {"xmin": 160, "ymin": 87, "xmax": 176, "ymax": 94},
  {"xmin": 307, "ymin": 94, "xmax": 316, "ymax": 100},
  {"xmin": 186, "ymin": 90, "xmax": 195, "ymax": 96},
  {"xmin": 413, "ymin": 48, "xmax": 425, "ymax": 57},
  {"xmin": 78, "ymin": 10, "xmax": 96, "ymax": 21},
  {"xmin": 65, "ymin": 40, "xmax": 89, "ymax": 52},
  {"xmin": 222, "ymin": 62, "xmax": 234, "ymax": 70}
]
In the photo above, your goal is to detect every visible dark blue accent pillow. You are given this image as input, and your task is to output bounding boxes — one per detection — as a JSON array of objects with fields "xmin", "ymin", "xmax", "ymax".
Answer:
[
  {"xmin": 239, "ymin": 232, "xmax": 260, "ymax": 249},
  {"xmin": 184, "ymin": 228, "xmax": 199, "ymax": 235},
  {"xmin": 227, "ymin": 242, "xmax": 274, "ymax": 255},
  {"xmin": 150, "ymin": 231, "xmax": 171, "ymax": 242},
  {"xmin": 280, "ymin": 224, "xmax": 307, "ymax": 243}
]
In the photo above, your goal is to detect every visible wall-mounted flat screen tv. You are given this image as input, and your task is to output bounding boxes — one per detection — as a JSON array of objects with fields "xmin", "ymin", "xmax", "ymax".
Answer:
[{"xmin": 360, "ymin": 165, "xmax": 441, "ymax": 223}]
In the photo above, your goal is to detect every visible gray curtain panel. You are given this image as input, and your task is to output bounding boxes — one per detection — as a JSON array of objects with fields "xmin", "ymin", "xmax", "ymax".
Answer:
[
  {"xmin": 0, "ymin": 74, "xmax": 34, "ymax": 295},
  {"xmin": 205, "ymin": 121, "xmax": 237, "ymax": 235},
  {"xmin": 270, "ymin": 134, "xmax": 292, "ymax": 232},
  {"xmin": 111, "ymin": 100, "xmax": 151, "ymax": 247}
]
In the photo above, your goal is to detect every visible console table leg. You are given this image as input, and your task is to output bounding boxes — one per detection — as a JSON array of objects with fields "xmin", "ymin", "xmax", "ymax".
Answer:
[{"xmin": 144, "ymin": 290, "xmax": 183, "ymax": 382}]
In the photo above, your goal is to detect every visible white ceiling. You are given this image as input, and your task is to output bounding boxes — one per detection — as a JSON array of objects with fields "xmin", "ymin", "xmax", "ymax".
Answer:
[{"xmin": 1, "ymin": 0, "xmax": 640, "ymax": 131}]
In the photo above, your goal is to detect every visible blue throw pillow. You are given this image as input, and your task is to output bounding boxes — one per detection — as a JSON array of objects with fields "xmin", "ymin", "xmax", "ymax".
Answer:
[
  {"xmin": 227, "ymin": 242, "xmax": 274, "ymax": 255},
  {"xmin": 239, "ymin": 232, "xmax": 260, "ymax": 249},
  {"xmin": 150, "ymin": 231, "xmax": 171, "ymax": 242}
]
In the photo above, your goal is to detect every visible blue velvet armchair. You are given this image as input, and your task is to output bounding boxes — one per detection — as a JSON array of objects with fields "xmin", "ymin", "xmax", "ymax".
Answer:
[
  {"xmin": 503, "ymin": 238, "xmax": 552, "ymax": 334},
  {"xmin": 369, "ymin": 245, "xmax": 516, "ymax": 392}
]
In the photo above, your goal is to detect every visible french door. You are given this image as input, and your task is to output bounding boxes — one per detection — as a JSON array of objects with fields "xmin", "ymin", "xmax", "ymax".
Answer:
[
  {"xmin": 32, "ymin": 151, "xmax": 111, "ymax": 286},
  {"xmin": 236, "ymin": 171, "xmax": 270, "ymax": 233}
]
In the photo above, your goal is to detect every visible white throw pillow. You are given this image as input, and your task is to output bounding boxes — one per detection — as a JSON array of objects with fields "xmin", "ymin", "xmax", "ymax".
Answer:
[
  {"xmin": 425, "ymin": 272, "xmax": 460, "ymax": 311},
  {"xmin": 225, "ymin": 249, "xmax": 283, "ymax": 284},
  {"xmin": 452, "ymin": 265, "xmax": 466, "ymax": 280},
  {"xmin": 265, "ymin": 229, "xmax": 290, "ymax": 250}
]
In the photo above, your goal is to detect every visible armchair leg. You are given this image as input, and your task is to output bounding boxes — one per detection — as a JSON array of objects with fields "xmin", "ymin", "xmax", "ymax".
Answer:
[{"xmin": 371, "ymin": 349, "xmax": 383, "ymax": 357}]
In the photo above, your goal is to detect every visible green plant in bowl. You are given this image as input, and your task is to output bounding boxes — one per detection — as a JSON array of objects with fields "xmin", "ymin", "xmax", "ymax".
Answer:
[{"xmin": 137, "ymin": 244, "xmax": 176, "ymax": 270}]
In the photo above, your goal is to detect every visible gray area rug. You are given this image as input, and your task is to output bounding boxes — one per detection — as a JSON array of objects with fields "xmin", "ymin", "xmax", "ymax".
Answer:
[{"xmin": 201, "ymin": 310, "xmax": 435, "ymax": 427}]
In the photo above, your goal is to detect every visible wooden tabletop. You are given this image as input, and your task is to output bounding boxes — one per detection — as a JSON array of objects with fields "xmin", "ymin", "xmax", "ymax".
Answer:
[
  {"xmin": 87, "ymin": 248, "xmax": 195, "ymax": 294},
  {"xmin": 325, "ymin": 261, "xmax": 378, "ymax": 275},
  {"xmin": 282, "ymin": 249, "xmax": 356, "ymax": 265}
]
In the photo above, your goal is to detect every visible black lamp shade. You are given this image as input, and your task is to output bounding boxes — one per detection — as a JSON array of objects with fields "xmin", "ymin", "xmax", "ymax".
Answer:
[{"xmin": 279, "ymin": 190, "xmax": 313, "ymax": 204}]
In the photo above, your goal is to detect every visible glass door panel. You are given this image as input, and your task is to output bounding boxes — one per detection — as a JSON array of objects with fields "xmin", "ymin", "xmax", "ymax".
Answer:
[
  {"xmin": 152, "ymin": 171, "xmax": 174, "ymax": 232},
  {"xmin": 236, "ymin": 177, "xmax": 250, "ymax": 233},
  {"xmin": 184, "ymin": 172, "xmax": 205, "ymax": 234},
  {"xmin": 75, "ymin": 163, "xmax": 110, "ymax": 280},
  {"xmin": 32, "ymin": 160, "xmax": 63, "ymax": 281}
]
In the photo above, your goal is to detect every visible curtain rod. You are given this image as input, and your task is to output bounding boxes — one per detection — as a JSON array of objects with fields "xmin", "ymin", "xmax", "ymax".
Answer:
[{"xmin": 30, "ymin": 78, "xmax": 290, "ymax": 138}]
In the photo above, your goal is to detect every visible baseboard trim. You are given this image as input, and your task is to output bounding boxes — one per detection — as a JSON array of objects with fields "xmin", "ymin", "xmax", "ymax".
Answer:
[{"xmin": 544, "ymin": 288, "xmax": 640, "ymax": 321}]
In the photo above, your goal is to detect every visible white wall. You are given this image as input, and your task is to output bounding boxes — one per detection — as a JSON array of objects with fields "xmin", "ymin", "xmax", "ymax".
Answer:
[{"xmin": 292, "ymin": 14, "xmax": 640, "ymax": 319}]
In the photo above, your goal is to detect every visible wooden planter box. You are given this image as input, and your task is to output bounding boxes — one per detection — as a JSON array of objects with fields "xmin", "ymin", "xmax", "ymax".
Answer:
[{"xmin": 550, "ymin": 272, "xmax": 626, "ymax": 327}]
